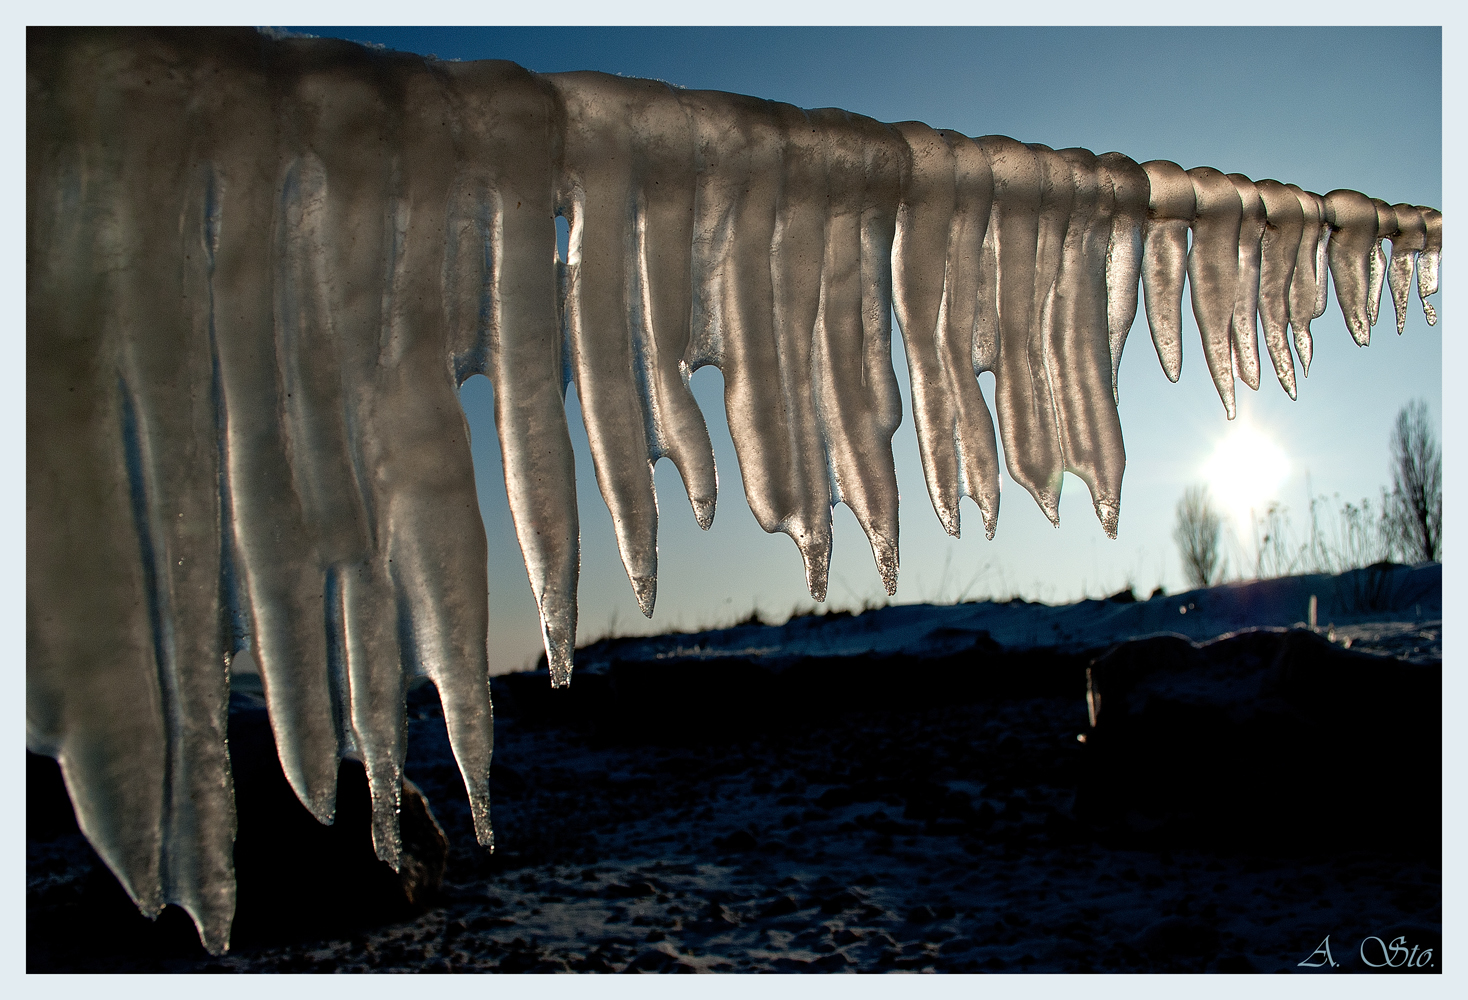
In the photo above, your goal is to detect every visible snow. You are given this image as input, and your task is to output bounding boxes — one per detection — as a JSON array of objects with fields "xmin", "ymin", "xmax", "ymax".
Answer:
[{"xmin": 567, "ymin": 563, "xmax": 1441, "ymax": 675}]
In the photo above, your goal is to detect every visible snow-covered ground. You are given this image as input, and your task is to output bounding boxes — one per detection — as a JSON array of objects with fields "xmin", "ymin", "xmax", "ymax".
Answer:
[
  {"xmin": 27, "ymin": 564, "xmax": 1441, "ymax": 973},
  {"xmin": 568, "ymin": 563, "xmax": 1441, "ymax": 673}
]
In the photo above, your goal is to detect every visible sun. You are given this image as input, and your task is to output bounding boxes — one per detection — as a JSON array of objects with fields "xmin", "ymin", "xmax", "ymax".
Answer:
[{"xmin": 1202, "ymin": 421, "xmax": 1290, "ymax": 526}]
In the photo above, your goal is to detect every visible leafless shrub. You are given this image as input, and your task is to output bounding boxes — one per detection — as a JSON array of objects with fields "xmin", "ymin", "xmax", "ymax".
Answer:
[
  {"xmin": 1174, "ymin": 485, "xmax": 1224, "ymax": 588},
  {"xmin": 1383, "ymin": 399, "xmax": 1442, "ymax": 564}
]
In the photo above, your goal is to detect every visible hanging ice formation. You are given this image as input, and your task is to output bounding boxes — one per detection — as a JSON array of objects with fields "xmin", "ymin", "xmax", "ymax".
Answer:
[{"xmin": 27, "ymin": 28, "xmax": 1443, "ymax": 954}]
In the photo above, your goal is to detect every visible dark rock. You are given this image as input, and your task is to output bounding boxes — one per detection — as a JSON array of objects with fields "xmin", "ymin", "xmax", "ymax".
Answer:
[
  {"xmin": 25, "ymin": 684, "xmax": 453, "ymax": 960},
  {"xmin": 396, "ymin": 780, "xmax": 449, "ymax": 907},
  {"xmin": 1076, "ymin": 628, "xmax": 1440, "ymax": 851},
  {"xmin": 226, "ymin": 688, "xmax": 449, "ymax": 945}
]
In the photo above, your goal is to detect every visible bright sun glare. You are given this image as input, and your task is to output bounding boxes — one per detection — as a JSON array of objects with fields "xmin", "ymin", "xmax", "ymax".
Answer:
[{"xmin": 1202, "ymin": 422, "xmax": 1290, "ymax": 525}]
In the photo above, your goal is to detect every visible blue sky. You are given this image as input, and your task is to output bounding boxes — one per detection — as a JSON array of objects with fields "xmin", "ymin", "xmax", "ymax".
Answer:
[{"xmin": 291, "ymin": 26, "xmax": 1443, "ymax": 674}]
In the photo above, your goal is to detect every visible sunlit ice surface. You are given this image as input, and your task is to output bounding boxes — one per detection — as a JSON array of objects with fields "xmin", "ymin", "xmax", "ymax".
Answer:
[{"xmin": 1203, "ymin": 420, "xmax": 1290, "ymax": 527}]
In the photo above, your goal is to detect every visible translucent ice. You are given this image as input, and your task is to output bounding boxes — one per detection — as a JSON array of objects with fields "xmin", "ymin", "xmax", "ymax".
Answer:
[
  {"xmin": 1324, "ymin": 188, "xmax": 1379, "ymax": 347},
  {"xmin": 27, "ymin": 28, "xmax": 1443, "ymax": 954},
  {"xmin": 1138, "ymin": 159, "xmax": 1195, "ymax": 383},
  {"xmin": 1186, "ymin": 167, "xmax": 1245, "ymax": 419},
  {"xmin": 1418, "ymin": 207, "xmax": 1443, "ymax": 325},
  {"xmin": 1226, "ymin": 173, "xmax": 1265, "ymax": 393},
  {"xmin": 1386, "ymin": 204, "xmax": 1427, "ymax": 334},
  {"xmin": 1285, "ymin": 185, "xmax": 1330, "ymax": 376},
  {"xmin": 1253, "ymin": 180, "xmax": 1304, "ymax": 398}
]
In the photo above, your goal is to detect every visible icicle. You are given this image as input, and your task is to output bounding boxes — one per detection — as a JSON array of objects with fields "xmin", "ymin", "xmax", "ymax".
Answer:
[
  {"xmin": 1048, "ymin": 147, "xmax": 1126, "ymax": 537},
  {"xmin": 627, "ymin": 82, "xmax": 721, "ymax": 534},
  {"xmin": 942, "ymin": 130, "xmax": 1002, "ymax": 538},
  {"xmin": 685, "ymin": 89, "xmax": 834, "ymax": 600},
  {"xmin": 1098, "ymin": 152, "xmax": 1148, "ymax": 405},
  {"xmin": 1417, "ymin": 207, "xmax": 1442, "ymax": 325},
  {"xmin": 811, "ymin": 109, "xmax": 904, "ymax": 594},
  {"xmin": 892, "ymin": 121, "xmax": 1003, "ymax": 542},
  {"xmin": 1253, "ymin": 180, "xmax": 1303, "ymax": 399},
  {"xmin": 556, "ymin": 72, "xmax": 665, "ymax": 617},
  {"xmin": 1186, "ymin": 167, "xmax": 1245, "ymax": 419},
  {"xmin": 976, "ymin": 136, "xmax": 1065, "ymax": 524},
  {"xmin": 1225, "ymin": 173, "xmax": 1265, "ymax": 392},
  {"xmin": 1312, "ymin": 201, "xmax": 1333, "ymax": 322},
  {"xmin": 1386, "ymin": 204, "xmax": 1426, "ymax": 335},
  {"xmin": 1285, "ymin": 186, "xmax": 1327, "ymax": 376},
  {"xmin": 1323, "ymin": 189, "xmax": 1378, "ymax": 347},
  {"xmin": 28, "ymin": 29, "xmax": 257, "ymax": 956},
  {"xmin": 876, "ymin": 125, "xmax": 1007, "ymax": 542},
  {"xmin": 892, "ymin": 121, "xmax": 964, "ymax": 536},
  {"xmin": 1367, "ymin": 199, "xmax": 1398, "ymax": 330},
  {"xmin": 1138, "ymin": 159, "xmax": 1195, "ymax": 383},
  {"xmin": 448, "ymin": 60, "xmax": 579, "ymax": 694},
  {"xmin": 283, "ymin": 48, "xmax": 419, "ymax": 876}
]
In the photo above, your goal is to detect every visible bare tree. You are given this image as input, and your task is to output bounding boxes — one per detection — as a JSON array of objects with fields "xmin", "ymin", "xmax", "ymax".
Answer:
[
  {"xmin": 1384, "ymin": 399, "xmax": 1442, "ymax": 563},
  {"xmin": 1174, "ymin": 485, "xmax": 1224, "ymax": 588}
]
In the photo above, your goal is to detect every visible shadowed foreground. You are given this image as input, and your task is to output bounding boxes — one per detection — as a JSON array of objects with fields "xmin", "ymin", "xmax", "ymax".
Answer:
[{"xmin": 28, "ymin": 591, "xmax": 1440, "ymax": 973}]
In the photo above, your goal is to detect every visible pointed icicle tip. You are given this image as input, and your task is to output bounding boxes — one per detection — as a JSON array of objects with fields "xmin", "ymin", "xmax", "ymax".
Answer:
[
  {"xmin": 1094, "ymin": 499, "xmax": 1120, "ymax": 540},
  {"xmin": 980, "ymin": 499, "xmax": 998, "ymax": 541},
  {"xmin": 691, "ymin": 495, "xmax": 716, "ymax": 531},
  {"xmin": 470, "ymin": 798, "xmax": 494, "ymax": 850},
  {"xmin": 872, "ymin": 538, "xmax": 899, "ymax": 597},
  {"xmin": 796, "ymin": 534, "xmax": 831, "ymax": 604},
  {"xmin": 938, "ymin": 504, "xmax": 960, "ymax": 538},
  {"xmin": 631, "ymin": 575, "xmax": 657, "ymax": 618},
  {"xmin": 305, "ymin": 789, "xmax": 338, "ymax": 827},
  {"xmin": 1035, "ymin": 490, "xmax": 1061, "ymax": 527},
  {"xmin": 542, "ymin": 611, "xmax": 576, "ymax": 688},
  {"xmin": 372, "ymin": 802, "xmax": 403, "ymax": 874},
  {"xmin": 188, "ymin": 906, "xmax": 233, "ymax": 957},
  {"xmin": 808, "ymin": 576, "xmax": 828, "ymax": 604},
  {"xmin": 548, "ymin": 648, "xmax": 574, "ymax": 689}
]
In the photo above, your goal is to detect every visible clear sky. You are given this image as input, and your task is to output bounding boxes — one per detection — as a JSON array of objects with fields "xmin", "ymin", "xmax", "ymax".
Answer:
[{"xmin": 289, "ymin": 26, "xmax": 1443, "ymax": 674}]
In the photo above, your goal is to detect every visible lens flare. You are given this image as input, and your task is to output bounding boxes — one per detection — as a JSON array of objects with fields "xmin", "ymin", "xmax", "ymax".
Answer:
[{"xmin": 1203, "ymin": 422, "xmax": 1290, "ymax": 524}]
